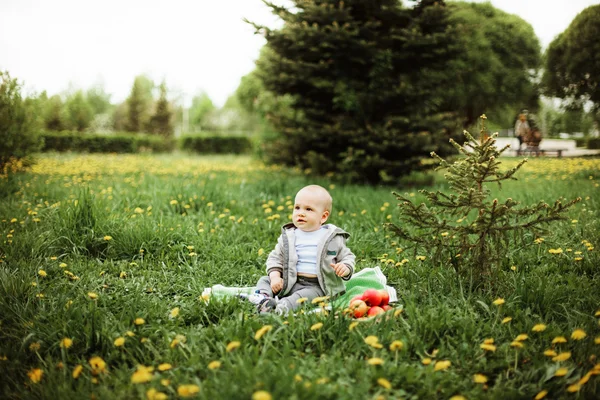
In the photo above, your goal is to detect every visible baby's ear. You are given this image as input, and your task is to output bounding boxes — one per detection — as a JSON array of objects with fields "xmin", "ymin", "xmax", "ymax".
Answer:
[{"xmin": 321, "ymin": 210, "xmax": 330, "ymax": 224}]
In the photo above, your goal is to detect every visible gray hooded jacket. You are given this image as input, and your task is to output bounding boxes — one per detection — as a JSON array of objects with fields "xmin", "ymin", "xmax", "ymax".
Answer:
[{"xmin": 266, "ymin": 223, "xmax": 356, "ymax": 297}]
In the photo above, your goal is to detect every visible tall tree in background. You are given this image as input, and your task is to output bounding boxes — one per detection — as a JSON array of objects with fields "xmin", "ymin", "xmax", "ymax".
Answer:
[
  {"xmin": 126, "ymin": 75, "xmax": 154, "ymax": 133},
  {"xmin": 64, "ymin": 90, "xmax": 93, "ymax": 132},
  {"xmin": 188, "ymin": 91, "xmax": 215, "ymax": 131},
  {"xmin": 0, "ymin": 71, "xmax": 42, "ymax": 169},
  {"xmin": 43, "ymin": 94, "xmax": 65, "ymax": 131},
  {"xmin": 542, "ymin": 5, "xmax": 600, "ymax": 124},
  {"xmin": 148, "ymin": 82, "xmax": 174, "ymax": 137},
  {"xmin": 86, "ymin": 84, "xmax": 112, "ymax": 115},
  {"xmin": 444, "ymin": 1, "xmax": 541, "ymax": 127},
  {"xmin": 248, "ymin": 0, "xmax": 462, "ymax": 184}
]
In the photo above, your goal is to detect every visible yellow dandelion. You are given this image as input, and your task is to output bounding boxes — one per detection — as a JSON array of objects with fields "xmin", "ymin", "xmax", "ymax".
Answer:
[
  {"xmin": 594, "ymin": 337, "xmax": 600, "ymax": 345},
  {"xmin": 161, "ymin": 378, "xmax": 170, "ymax": 386},
  {"xmin": 146, "ymin": 388, "xmax": 168, "ymax": 400},
  {"xmin": 125, "ymin": 330, "xmax": 135, "ymax": 337},
  {"xmin": 157, "ymin": 363, "xmax": 172, "ymax": 371},
  {"xmin": 177, "ymin": 384, "xmax": 200, "ymax": 397},
  {"xmin": 226, "ymin": 341, "xmax": 241, "ymax": 352},
  {"xmin": 114, "ymin": 337, "xmax": 125, "ymax": 347},
  {"xmin": 207, "ymin": 361, "xmax": 221, "ymax": 370},
  {"xmin": 389, "ymin": 340, "xmax": 403, "ymax": 351},
  {"xmin": 60, "ymin": 337, "xmax": 73, "ymax": 349},
  {"xmin": 492, "ymin": 298, "xmax": 505, "ymax": 306},
  {"xmin": 483, "ymin": 338, "xmax": 494, "ymax": 344},
  {"xmin": 349, "ymin": 321, "xmax": 359, "ymax": 331},
  {"xmin": 38, "ymin": 270, "xmax": 47, "ymax": 277},
  {"xmin": 170, "ymin": 307, "xmax": 180, "ymax": 318},
  {"xmin": 532, "ymin": 324, "xmax": 547, "ymax": 332},
  {"xmin": 501, "ymin": 317, "xmax": 512, "ymax": 324},
  {"xmin": 29, "ymin": 342, "xmax": 41, "ymax": 351},
  {"xmin": 534, "ymin": 390, "xmax": 548, "ymax": 400},
  {"xmin": 87, "ymin": 292, "xmax": 98, "ymax": 300},
  {"xmin": 510, "ymin": 341, "xmax": 524, "ymax": 348},
  {"xmin": 72, "ymin": 364, "xmax": 83, "ymax": 379},
  {"xmin": 515, "ymin": 334, "xmax": 528, "ymax": 342},
  {"xmin": 449, "ymin": 396, "xmax": 467, "ymax": 400},
  {"xmin": 364, "ymin": 336, "xmax": 383, "ymax": 349},
  {"xmin": 554, "ymin": 367, "xmax": 568, "ymax": 377},
  {"xmin": 416, "ymin": 255, "xmax": 426, "ymax": 261},
  {"xmin": 552, "ymin": 336, "xmax": 567, "ymax": 344},
  {"xmin": 377, "ymin": 378, "xmax": 392, "ymax": 389},
  {"xmin": 134, "ymin": 317, "xmax": 145, "ymax": 325},
  {"xmin": 552, "ymin": 352, "xmax": 571, "ymax": 362},
  {"xmin": 255, "ymin": 325, "xmax": 273, "ymax": 340},
  {"xmin": 571, "ymin": 329, "xmax": 586, "ymax": 340},
  {"xmin": 367, "ymin": 357, "xmax": 384, "ymax": 366},
  {"xmin": 394, "ymin": 308, "xmax": 404, "ymax": 317},
  {"xmin": 579, "ymin": 372, "xmax": 592, "ymax": 385},
  {"xmin": 548, "ymin": 248, "xmax": 563, "ymax": 254},
  {"xmin": 566, "ymin": 383, "xmax": 580, "ymax": 393},
  {"xmin": 103, "ymin": 235, "xmax": 112, "ymax": 241},
  {"xmin": 296, "ymin": 297, "xmax": 308, "ymax": 304},
  {"xmin": 310, "ymin": 322, "xmax": 324, "ymax": 331},
  {"xmin": 434, "ymin": 360, "xmax": 451, "ymax": 371},
  {"xmin": 543, "ymin": 349, "xmax": 557, "ymax": 357},
  {"xmin": 480, "ymin": 343, "xmax": 497, "ymax": 352},
  {"xmin": 131, "ymin": 365, "xmax": 153, "ymax": 384},
  {"xmin": 422, "ymin": 357, "xmax": 432, "ymax": 365},
  {"xmin": 89, "ymin": 356, "xmax": 107, "ymax": 375},
  {"xmin": 473, "ymin": 374, "xmax": 488, "ymax": 383},
  {"xmin": 59, "ymin": 262, "xmax": 67, "ymax": 268},
  {"xmin": 27, "ymin": 368, "xmax": 43, "ymax": 383},
  {"xmin": 595, "ymin": 310, "xmax": 600, "ymax": 317},
  {"xmin": 252, "ymin": 390, "xmax": 272, "ymax": 400},
  {"xmin": 257, "ymin": 248, "xmax": 264, "ymax": 256},
  {"xmin": 311, "ymin": 296, "xmax": 330, "ymax": 304}
]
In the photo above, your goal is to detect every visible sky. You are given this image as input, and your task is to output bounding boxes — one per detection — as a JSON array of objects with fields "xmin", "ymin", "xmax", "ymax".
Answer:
[{"xmin": 1, "ymin": 0, "xmax": 598, "ymax": 107}]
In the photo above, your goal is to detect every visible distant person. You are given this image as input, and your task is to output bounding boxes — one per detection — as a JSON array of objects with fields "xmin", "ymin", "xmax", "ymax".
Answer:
[
  {"xmin": 247, "ymin": 184, "xmax": 356, "ymax": 315},
  {"xmin": 514, "ymin": 113, "xmax": 530, "ymax": 153}
]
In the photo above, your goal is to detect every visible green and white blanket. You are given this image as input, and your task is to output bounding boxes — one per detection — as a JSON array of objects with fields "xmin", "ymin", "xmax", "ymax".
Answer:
[{"xmin": 202, "ymin": 266, "xmax": 398, "ymax": 308}]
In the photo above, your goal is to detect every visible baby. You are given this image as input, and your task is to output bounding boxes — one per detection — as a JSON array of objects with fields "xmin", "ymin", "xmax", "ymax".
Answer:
[{"xmin": 251, "ymin": 184, "xmax": 356, "ymax": 314}]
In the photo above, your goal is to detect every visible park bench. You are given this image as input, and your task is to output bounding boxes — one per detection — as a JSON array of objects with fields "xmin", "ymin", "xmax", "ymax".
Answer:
[{"xmin": 517, "ymin": 146, "xmax": 567, "ymax": 157}]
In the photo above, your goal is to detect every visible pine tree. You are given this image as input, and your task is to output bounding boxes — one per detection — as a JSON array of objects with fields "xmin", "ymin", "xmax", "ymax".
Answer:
[
  {"xmin": 126, "ymin": 75, "xmax": 153, "ymax": 133},
  {"xmin": 148, "ymin": 82, "xmax": 174, "ymax": 137},
  {"xmin": 248, "ymin": 0, "xmax": 462, "ymax": 184},
  {"xmin": 388, "ymin": 115, "xmax": 581, "ymax": 281}
]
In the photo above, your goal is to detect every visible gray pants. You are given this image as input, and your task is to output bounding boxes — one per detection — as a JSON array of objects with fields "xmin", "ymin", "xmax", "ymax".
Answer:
[{"xmin": 256, "ymin": 275, "xmax": 325, "ymax": 311}]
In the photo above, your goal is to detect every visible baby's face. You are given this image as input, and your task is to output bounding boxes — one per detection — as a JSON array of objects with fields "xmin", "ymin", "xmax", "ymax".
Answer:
[{"xmin": 292, "ymin": 190, "xmax": 329, "ymax": 232}]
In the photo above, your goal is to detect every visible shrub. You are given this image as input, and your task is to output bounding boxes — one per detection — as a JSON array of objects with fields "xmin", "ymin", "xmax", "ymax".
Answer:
[
  {"xmin": 0, "ymin": 71, "xmax": 42, "ymax": 169},
  {"xmin": 587, "ymin": 137, "xmax": 600, "ymax": 149},
  {"xmin": 40, "ymin": 132, "xmax": 175, "ymax": 153},
  {"xmin": 180, "ymin": 134, "xmax": 252, "ymax": 154}
]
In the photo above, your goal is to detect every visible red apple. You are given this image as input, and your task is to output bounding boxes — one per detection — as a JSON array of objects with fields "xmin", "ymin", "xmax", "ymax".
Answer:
[
  {"xmin": 348, "ymin": 294, "xmax": 364, "ymax": 306},
  {"xmin": 362, "ymin": 289, "xmax": 383, "ymax": 307},
  {"xmin": 379, "ymin": 289, "xmax": 390, "ymax": 306},
  {"xmin": 349, "ymin": 299, "xmax": 369, "ymax": 318},
  {"xmin": 367, "ymin": 306, "xmax": 385, "ymax": 317},
  {"xmin": 382, "ymin": 305, "xmax": 392, "ymax": 312}
]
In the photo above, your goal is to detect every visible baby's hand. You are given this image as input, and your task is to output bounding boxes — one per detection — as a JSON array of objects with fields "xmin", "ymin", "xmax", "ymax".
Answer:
[
  {"xmin": 270, "ymin": 276, "xmax": 284, "ymax": 294},
  {"xmin": 331, "ymin": 263, "xmax": 350, "ymax": 277}
]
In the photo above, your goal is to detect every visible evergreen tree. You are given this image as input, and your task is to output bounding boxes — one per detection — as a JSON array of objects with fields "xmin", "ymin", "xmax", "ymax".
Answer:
[
  {"xmin": 148, "ymin": 82, "xmax": 174, "ymax": 137},
  {"xmin": 388, "ymin": 116, "xmax": 580, "ymax": 283},
  {"xmin": 126, "ymin": 75, "xmax": 154, "ymax": 133},
  {"xmin": 44, "ymin": 95, "xmax": 66, "ymax": 131},
  {"xmin": 248, "ymin": 0, "xmax": 462, "ymax": 184}
]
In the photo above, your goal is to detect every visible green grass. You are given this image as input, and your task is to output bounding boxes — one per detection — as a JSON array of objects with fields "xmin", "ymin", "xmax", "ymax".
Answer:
[{"xmin": 0, "ymin": 153, "xmax": 599, "ymax": 399}]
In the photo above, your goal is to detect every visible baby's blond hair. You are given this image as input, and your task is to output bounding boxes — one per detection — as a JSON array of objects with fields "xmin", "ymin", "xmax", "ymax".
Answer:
[{"xmin": 297, "ymin": 185, "xmax": 332, "ymax": 214}]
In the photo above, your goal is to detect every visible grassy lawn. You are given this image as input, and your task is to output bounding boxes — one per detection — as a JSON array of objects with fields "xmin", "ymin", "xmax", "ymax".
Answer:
[{"xmin": 0, "ymin": 153, "xmax": 599, "ymax": 399}]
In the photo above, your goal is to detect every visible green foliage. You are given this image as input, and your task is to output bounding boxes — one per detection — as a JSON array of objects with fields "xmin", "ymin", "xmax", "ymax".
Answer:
[
  {"xmin": 126, "ymin": 75, "xmax": 154, "ymax": 133},
  {"xmin": 542, "ymin": 5, "xmax": 600, "ymax": 120},
  {"xmin": 248, "ymin": 0, "xmax": 463, "ymax": 184},
  {"xmin": 0, "ymin": 71, "xmax": 42, "ymax": 169},
  {"xmin": 180, "ymin": 134, "xmax": 253, "ymax": 154},
  {"xmin": 587, "ymin": 137, "xmax": 600, "ymax": 149},
  {"xmin": 43, "ymin": 94, "xmax": 66, "ymax": 131},
  {"xmin": 147, "ymin": 82, "xmax": 174, "ymax": 137},
  {"xmin": 40, "ymin": 132, "xmax": 175, "ymax": 153},
  {"xmin": 445, "ymin": 2, "xmax": 541, "ymax": 126},
  {"xmin": 388, "ymin": 116, "xmax": 580, "ymax": 283},
  {"xmin": 188, "ymin": 91, "xmax": 216, "ymax": 131},
  {"xmin": 63, "ymin": 90, "xmax": 94, "ymax": 132},
  {"xmin": 86, "ymin": 84, "xmax": 112, "ymax": 115}
]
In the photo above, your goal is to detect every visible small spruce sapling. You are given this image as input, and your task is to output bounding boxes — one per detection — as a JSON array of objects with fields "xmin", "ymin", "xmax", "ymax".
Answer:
[{"xmin": 387, "ymin": 115, "xmax": 580, "ymax": 281}]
